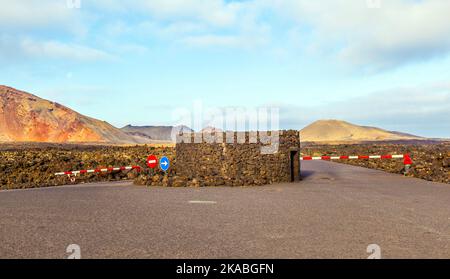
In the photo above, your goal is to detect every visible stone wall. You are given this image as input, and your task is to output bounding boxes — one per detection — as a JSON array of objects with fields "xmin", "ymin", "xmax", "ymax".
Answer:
[{"xmin": 174, "ymin": 130, "xmax": 301, "ymax": 186}]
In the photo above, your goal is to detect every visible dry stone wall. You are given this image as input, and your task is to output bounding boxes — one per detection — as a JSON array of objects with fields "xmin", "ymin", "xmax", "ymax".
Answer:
[{"xmin": 174, "ymin": 130, "xmax": 301, "ymax": 187}]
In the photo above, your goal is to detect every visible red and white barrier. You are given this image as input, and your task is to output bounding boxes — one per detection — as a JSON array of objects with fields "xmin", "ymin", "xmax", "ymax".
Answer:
[
  {"xmin": 300, "ymin": 154, "xmax": 413, "ymax": 166},
  {"xmin": 55, "ymin": 166, "xmax": 141, "ymax": 176}
]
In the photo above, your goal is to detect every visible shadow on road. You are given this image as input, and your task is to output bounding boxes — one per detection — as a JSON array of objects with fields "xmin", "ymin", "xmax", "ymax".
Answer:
[{"xmin": 300, "ymin": 170, "xmax": 315, "ymax": 180}]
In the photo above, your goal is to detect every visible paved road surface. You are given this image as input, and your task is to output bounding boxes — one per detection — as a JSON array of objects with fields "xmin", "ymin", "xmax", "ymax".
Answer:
[{"xmin": 1, "ymin": 161, "xmax": 449, "ymax": 259}]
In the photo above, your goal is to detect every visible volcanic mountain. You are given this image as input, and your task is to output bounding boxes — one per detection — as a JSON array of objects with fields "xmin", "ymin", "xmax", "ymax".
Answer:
[
  {"xmin": 0, "ymin": 85, "xmax": 139, "ymax": 143},
  {"xmin": 121, "ymin": 125, "xmax": 193, "ymax": 142},
  {"xmin": 0, "ymin": 86, "xmax": 426, "ymax": 144},
  {"xmin": 300, "ymin": 120, "xmax": 423, "ymax": 143}
]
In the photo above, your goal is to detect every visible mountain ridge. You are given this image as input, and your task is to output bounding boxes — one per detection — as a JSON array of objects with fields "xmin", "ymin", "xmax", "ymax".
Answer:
[
  {"xmin": 300, "ymin": 119, "xmax": 423, "ymax": 143},
  {"xmin": 0, "ymin": 85, "xmax": 139, "ymax": 143},
  {"xmin": 0, "ymin": 86, "xmax": 429, "ymax": 144},
  {"xmin": 121, "ymin": 125, "xmax": 193, "ymax": 142}
]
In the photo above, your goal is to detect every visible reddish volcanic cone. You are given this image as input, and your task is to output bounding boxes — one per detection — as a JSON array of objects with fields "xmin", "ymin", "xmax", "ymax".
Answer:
[{"xmin": 0, "ymin": 85, "xmax": 136, "ymax": 143}]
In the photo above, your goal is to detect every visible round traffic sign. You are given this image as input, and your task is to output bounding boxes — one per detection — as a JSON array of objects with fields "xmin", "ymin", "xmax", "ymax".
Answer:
[
  {"xmin": 159, "ymin": 156, "xmax": 170, "ymax": 172},
  {"xmin": 147, "ymin": 155, "xmax": 158, "ymax": 169}
]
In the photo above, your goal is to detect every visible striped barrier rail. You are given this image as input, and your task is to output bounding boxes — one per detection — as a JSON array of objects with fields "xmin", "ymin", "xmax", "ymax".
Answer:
[
  {"xmin": 55, "ymin": 166, "xmax": 141, "ymax": 177},
  {"xmin": 300, "ymin": 154, "xmax": 413, "ymax": 173},
  {"xmin": 300, "ymin": 154, "xmax": 412, "ymax": 165}
]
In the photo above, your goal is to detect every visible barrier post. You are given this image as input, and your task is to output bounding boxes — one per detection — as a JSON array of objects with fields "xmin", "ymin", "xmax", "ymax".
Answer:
[{"xmin": 403, "ymin": 154, "xmax": 413, "ymax": 175}]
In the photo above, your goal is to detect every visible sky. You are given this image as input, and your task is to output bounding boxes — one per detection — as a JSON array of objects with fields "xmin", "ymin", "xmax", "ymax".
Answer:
[{"xmin": 1, "ymin": 0, "xmax": 449, "ymax": 138}]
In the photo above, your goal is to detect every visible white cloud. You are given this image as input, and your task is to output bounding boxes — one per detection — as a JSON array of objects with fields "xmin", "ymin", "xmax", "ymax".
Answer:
[
  {"xmin": 139, "ymin": 0, "xmax": 241, "ymax": 27},
  {"xmin": 183, "ymin": 35, "xmax": 241, "ymax": 47},
  {"xmin": 278, "ymin": 0, "xmax": 450, "ymax": 70},
  {"xmin": 182, "ymin": 31, "xmax": 269, "ymax": 48},
  {"xmin": 0, "ymin": 36, "xmax": 113, "ymax": 62},
  {"xmin": 2, "ymin": 0, "xmax": 450, "ymax": 69},
  {"xmin": 0, "ymin": 0, "xmax": 68, "ymax": 25},
  {"xmin": 0, "ymin": 0, "xmax": 85, "ymax": 35},
  {"xmin": 0, "ymin": 0, "xmax": 111, "ymax": 63},
  {"xmin": 90, "ymin": 0, "xmax": 269, "ymax": 48},
  {"xmin": 21, "ymin": 39, "xmax": 113, "ymax": 61},
  {"xmin": 91, "ymin": 0, "xmax": 243, "ymax": 27},
  {"xmin": 90, "ymin": 0, "xmax": 450, "ymax": 68}
]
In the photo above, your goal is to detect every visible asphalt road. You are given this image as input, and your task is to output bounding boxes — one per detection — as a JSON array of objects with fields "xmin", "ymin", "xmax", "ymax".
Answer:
[{"xmin": 1, "ymin": 161, "xmax": 449, "ymax": 259}]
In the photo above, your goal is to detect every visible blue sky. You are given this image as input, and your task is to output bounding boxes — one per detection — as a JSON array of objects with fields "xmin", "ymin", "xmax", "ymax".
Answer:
[{"xmin": 1, "ymin": 0, "xmax": 449, "ymax": 137}]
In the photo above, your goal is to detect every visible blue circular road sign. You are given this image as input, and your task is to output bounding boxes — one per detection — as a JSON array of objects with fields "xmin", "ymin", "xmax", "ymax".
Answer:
[{"xmin": 159, "ymin": 156, "xmax": 170, "ymax": 172}]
